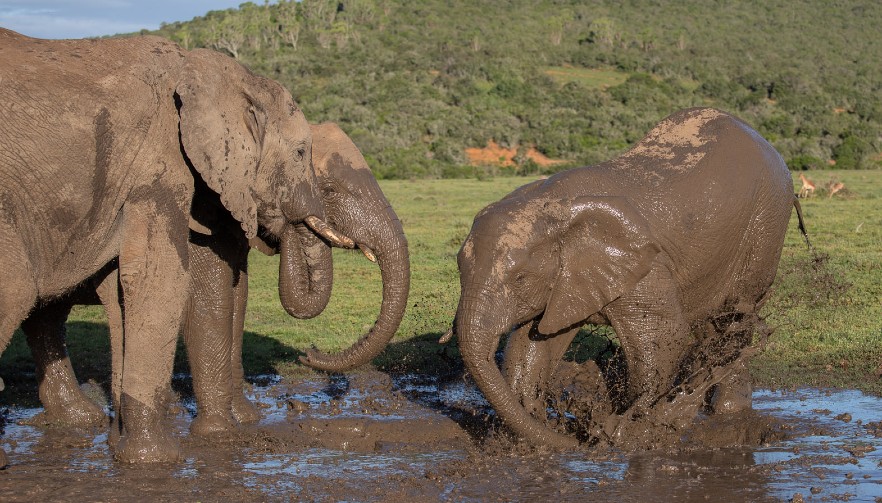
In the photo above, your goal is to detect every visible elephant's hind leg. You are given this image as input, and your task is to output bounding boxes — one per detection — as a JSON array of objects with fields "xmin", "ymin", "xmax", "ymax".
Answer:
[
  {"xmin": 229, "ymin": 261, "xmax": 260, "ymax": 425},
  {"xmin": 23, "ymin": 302, "xmax": 108, "ymax": 427},
  {"xmin": 705, "ymin": 303, "xmax": 763, "ymax": 415},
  {"xmin": 709, "ymin": 357, "xmax": 752, "ymax": 414},
  {"xmin": 183, "ymin": 236, "xmax": 239, "ymax": 436}
]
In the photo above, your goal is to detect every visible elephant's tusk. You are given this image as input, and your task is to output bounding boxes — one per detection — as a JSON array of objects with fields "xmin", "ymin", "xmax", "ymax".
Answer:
[
  {"xmin": 188, "ymin": 217, "xmax": 213, "ymax": 236},
  {"xmin": 304, "ymin": 215, "xmax": 356, "ymax": 249},
  {"xmin": 438, "ymin": 327, "xmax": 454, "ymax": 344},
  {"xmin": 359, "ymin": 245, "xmax": 377, "ymax": 263}
]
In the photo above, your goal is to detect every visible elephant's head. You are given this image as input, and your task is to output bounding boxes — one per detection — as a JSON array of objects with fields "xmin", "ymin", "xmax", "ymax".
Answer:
[
  {"xmin": 283, "ymin": 122, "xmax": 410, "ymax": 372},
  {"xmin": 176, "ymin": 49, "xmax": 349, "ymax": 314},
  {"xmin": 453, "ymin": 184, "xmax": 659, "ymax": 448}
]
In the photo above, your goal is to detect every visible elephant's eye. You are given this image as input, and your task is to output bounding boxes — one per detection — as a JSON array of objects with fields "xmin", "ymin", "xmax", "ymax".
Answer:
[{"xmin": 293, "ymin": 147, "xmax": 305, "ymax": 162}]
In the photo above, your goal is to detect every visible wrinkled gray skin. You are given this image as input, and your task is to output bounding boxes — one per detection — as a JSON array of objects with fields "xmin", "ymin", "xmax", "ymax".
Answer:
[
  {"xmin": 0, "ymin": 29, "xmax": 337, "ymax": 463},
  {"xmin": 453, "ymin": 108, "xmax": 798, "ymax": 448},
  {"xmin": 22, "ymin": 123, "xmax": 410, "ymax": 438}
]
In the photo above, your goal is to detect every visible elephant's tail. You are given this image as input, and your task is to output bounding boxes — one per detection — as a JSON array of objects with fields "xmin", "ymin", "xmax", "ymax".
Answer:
[{"xmin": 792, "ymin": 196, "xmax": 813, "ymax": 251}]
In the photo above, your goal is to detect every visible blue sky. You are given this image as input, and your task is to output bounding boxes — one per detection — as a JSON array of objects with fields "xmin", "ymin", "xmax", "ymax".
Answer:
[{"xmin": 0, "ymin": 1, "xmax": 250, "ymax": 39}]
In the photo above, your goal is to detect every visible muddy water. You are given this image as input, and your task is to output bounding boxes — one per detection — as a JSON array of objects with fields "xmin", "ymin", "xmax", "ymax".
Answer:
[{"xmin": 0, "ymin": 372, "xmax": 880, "ymax": 502}]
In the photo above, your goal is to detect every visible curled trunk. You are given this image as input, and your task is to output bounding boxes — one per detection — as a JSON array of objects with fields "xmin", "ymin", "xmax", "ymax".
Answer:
[
  {"xmin": 278, "ymin": 223, "xmax": 333, "ymax": 319},
  {"xmin": 299, "ymin": 229, "xmax": 410, "ymax": 372},
  {"xmin": 457, "ymin": 301, "xmax": 578, "ymax": 449}
]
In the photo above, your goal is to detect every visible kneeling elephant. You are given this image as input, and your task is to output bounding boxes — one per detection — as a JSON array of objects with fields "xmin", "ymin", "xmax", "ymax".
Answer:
[{"xmin": 450, "ymin": 107, "xmax": 807, "ymax": 448}]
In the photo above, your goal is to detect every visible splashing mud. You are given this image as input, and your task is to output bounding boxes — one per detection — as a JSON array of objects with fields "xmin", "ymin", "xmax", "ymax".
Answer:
[{"xmin": 0, "ymin": 372, "xmax": 879, "ymax": 501}]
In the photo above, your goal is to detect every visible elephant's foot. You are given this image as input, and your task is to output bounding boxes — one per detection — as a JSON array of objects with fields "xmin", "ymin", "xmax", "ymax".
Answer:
[
  {"xmin": 709, "ymin": 360, "xmax": 753, "ymax": 415},
  {"xmin": 37, "ymin": 394, "xmax": 108, "ymax": 428},
  {"xmin": 37, "ymin": 368, "xmax": 108, "ymax": 427},
  {"xmin": 231, "ymin": 393, "xmax": 260, "ymax": 425},
  {"xmin": 710, "ymin": 380, "xmax": 753, "ymax": 415},
  {"xmin": 190, "ymin": 410, "xmax": 237, "ymax": 437},
  {"xmin": 108, "ymin": 415, "xmax": 121, "ymax": 449},
  {"xmin": 116, "ymin": 428, "xmax": 182, "ymax": 463},
  {"xmin": 114, "ymin": 395, "xmax": 181, "ymax": 463}
]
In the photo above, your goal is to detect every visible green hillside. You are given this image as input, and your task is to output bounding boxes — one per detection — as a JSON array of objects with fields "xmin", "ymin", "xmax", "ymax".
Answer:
[{"xmin": 152, "ymin": 0, "xmax": 882, "ymax": 178}]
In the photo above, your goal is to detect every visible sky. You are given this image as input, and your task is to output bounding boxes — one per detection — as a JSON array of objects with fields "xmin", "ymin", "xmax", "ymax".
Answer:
[{"xmin": 0, "ymin": 1, "xmax": 251, "ymax": 39}]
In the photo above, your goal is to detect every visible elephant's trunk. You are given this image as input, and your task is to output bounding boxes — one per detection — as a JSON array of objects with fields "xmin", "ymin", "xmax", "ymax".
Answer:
[
  {"xmin": 457, "ymin": 297, "xmax": 578, "ymax": 449},
  {"xmin": 278, "ymin": 223, "xmax": 333, "ymax": 319},
  {"xmin": 299, "ymin": 222, "xmax": 410, "ymax": 372}
]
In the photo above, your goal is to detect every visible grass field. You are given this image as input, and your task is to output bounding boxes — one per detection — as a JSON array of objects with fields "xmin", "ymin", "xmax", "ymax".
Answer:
[{"xmin": 2, "ymin": 170, "xmax": 880, "ymax": 402}]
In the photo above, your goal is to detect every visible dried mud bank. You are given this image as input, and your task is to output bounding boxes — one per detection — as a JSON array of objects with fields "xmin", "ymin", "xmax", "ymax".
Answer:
[{"xmin": 0, "ymin": 372, "xmax": 879, "ymax": 502}]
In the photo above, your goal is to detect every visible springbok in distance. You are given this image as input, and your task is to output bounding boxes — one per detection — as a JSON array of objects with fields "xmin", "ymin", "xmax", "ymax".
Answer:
[
  {"xmin": 798, "ymin": 173, "xmax": 816, "ymax": 198},
  {"xmin": 827, "ymin": 180, "xmax": 845, "ymax": 199}
]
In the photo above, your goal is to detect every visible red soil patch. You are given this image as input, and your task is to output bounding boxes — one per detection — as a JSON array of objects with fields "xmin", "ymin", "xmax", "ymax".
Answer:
[{"xmin": 465, "ymin": 140, "xmax": 567, "ymax": 168}]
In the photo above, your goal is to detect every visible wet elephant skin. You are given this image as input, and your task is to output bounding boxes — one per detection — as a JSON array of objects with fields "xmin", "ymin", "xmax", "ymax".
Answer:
[
  {"xmin": 20, "ymin": 124, "xmax": 410, "ymax": 443},
  {"xmin": 453, "ymin": 108, "xmax": 800, "ymax": 448},
  {"xmin": 0, "ymin": 28, "xmax": 333, "ymax": 464}
]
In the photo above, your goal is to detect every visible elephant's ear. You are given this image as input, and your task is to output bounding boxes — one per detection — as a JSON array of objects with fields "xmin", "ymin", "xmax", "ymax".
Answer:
[
  {"xmin": 537, "ymin": 196, "xmax": 660, "ymax": 336},
  {"xmin": 176, "ymin": 49, "xmax": 261, "ymax": 239}
]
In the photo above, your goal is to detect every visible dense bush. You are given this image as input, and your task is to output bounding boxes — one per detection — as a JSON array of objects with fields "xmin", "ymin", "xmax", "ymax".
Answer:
[{"xmin": 153, "ymin": 0, "xmax": 882, "ymax": 178}]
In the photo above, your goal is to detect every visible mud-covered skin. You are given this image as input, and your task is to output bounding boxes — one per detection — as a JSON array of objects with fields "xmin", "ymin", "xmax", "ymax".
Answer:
[
  {"xmin": 297, "ymin": 123, "xmax": 410, "ymax": 372},
  {"xmin": 23, "ymin": 124, "xmax": 409, "ymax": 437},
  {"xmin": 195, "ymin": 124, "xmax": 408, "ymax": 425},
  {"xmin": 453, "ymin": 108, "xmax": 797, "ymax": 448},
  {"xmin": 0, "ymin": 29, "xmax": 326, "ymax": 463}
]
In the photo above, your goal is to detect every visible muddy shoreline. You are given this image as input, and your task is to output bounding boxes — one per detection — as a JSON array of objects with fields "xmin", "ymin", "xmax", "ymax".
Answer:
[{"xmin": 1, "ymin": 371, "xmax": 880, "ymax": 502}]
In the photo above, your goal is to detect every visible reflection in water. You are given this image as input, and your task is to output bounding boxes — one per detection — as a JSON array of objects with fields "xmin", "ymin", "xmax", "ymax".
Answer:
[{"xmin": 0, "ymin": 379, "xmax": 879, "ymax": 501}]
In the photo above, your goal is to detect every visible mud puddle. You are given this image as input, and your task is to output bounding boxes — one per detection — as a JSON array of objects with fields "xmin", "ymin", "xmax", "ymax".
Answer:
[{"xmin": 0, "ymin": 372, "xmax": 880, "ymax": 502}]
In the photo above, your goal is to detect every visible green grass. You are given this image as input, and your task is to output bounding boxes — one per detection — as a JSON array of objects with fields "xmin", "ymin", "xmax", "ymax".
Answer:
[
  {"xmin": 542, "ymin": 66, "xmax": 630, "ymax": 89},
  {"xmin": 2, "ymin": 171, "xmax": 881, "ymax": 400},
  {"xmin": 753, "ymin": 171, "xmax": 882, "ymax": 393}
]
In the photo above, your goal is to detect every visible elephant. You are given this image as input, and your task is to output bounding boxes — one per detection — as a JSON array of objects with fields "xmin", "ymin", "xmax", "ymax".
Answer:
[
  {"xmin": 449, "ymin": 108, "xmax": 807, "ymax": 449},
  {"xmin": 0, "ymin": 29, "xmax": 351, "ymax": 462},
  {"xmin": 18, "ymin": 122, "xmax": 410, "ymax": 439}
]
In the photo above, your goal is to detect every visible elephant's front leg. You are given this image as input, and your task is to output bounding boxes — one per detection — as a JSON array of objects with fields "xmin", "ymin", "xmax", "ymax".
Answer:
[
  {"xmin": 183, "ymin": 234, "xmax": 241, "ymax": 436},
  {"xmin": 605, "ymin": 266, "xmax": 690, "ymax": 414},
  {"xmin": 22, "ymin": 302, "xmax": 108, "ymax": 427},
  {"xmin": 115, "ymin": 193, "xmax": 190, "ymax": 463},
  {"xmin": 502, "ymin": 322, "xmax": 579, "ymax": 416}
]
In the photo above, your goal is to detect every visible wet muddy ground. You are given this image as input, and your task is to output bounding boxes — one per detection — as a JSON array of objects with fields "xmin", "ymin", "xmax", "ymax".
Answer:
[{"xmin": 0, "ymin": 371, "xmax": 880, "ymax": 502}]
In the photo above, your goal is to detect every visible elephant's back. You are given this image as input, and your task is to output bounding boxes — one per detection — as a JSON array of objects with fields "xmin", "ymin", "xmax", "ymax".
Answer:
[
  {"xmin": 618, "ymin": 108, "xmax": 789, "ymax": 189},
  {"xmin": 0, "ymin": 29, "xmax": 184, "ymax": 92},
  {"xmin": 629, "ymin": 108, "xmax": 793, "ymax": 319},
  {"xmin": 0, "ymin": 30, "xmax": 187, "ymax": 297}
]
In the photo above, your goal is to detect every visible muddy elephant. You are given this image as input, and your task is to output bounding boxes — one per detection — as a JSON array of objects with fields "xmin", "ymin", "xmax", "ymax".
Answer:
[
  {"xmin": 450, "ymin": 108, "xmax": 805, "ymax": 448},
  {"xmin": 20, "ymin": 122, "xmax": 409, "ymax": 438},
  {"xmin": 0, "ymin": 29, "xmax": 350, "ymax": 463}
]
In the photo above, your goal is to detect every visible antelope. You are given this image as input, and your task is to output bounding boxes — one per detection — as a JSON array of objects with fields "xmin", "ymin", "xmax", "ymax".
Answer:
[
  {"xmin": 827, "ymin": 180, "xmax": 845, "ymax": 199},
  {"xmin": 798, "ymin": 173, "xmax": 816, "ymax": 198}
]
